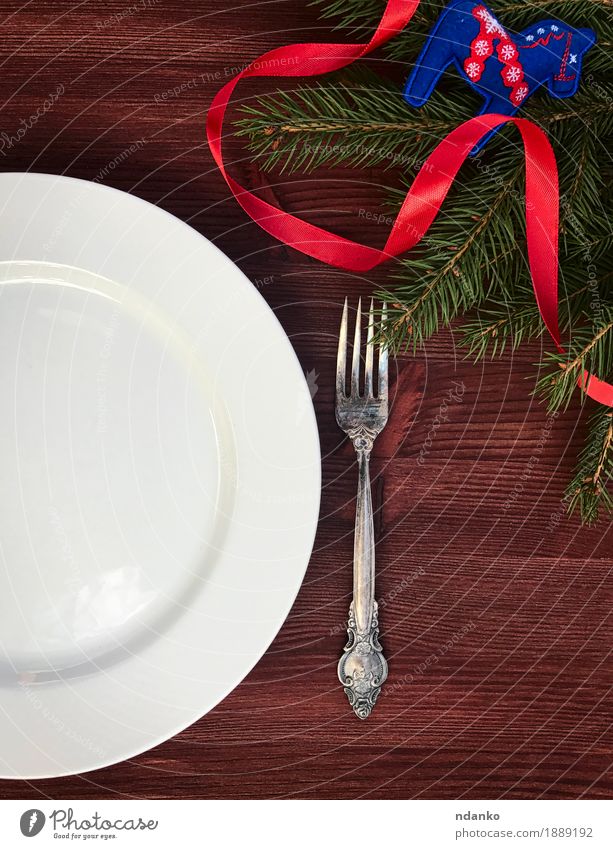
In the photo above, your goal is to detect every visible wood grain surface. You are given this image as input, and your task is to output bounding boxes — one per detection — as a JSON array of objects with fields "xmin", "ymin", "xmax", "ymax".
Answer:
[{"xmin": 0, "ymin": 0, "xmax": 610, "ymax": 800}]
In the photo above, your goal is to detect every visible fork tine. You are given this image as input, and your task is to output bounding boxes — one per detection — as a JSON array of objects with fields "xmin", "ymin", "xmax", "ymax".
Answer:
[
  {"xmin": 364, "ymin": 299, "xmax": 375, "ymax": 398},
  {"xmin": 351, "ymin": 297, "xmax": 362, "ymax": 397},
  {"xmin": 336, "ymin": 297, "xmax": 348, "ymax": 398},
  {"xmin": 378, "ymin": 302, "xmax": 389, "ymax": 400}
]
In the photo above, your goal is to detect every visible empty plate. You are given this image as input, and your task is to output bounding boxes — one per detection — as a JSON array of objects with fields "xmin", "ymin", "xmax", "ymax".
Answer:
[{"xmin": 0, "ymin": 172, "xmax": 320, "ymax": 778}]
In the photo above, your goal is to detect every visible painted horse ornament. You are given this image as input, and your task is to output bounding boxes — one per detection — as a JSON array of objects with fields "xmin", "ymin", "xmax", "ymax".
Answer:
[{"xmin": 404, "ymin": 0, "xmax": 596, "ymax": 152}]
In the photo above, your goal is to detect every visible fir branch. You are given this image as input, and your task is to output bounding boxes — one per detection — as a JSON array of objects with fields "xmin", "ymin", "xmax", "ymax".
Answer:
[
  {"xmin": 235, "ymin": 70, "xmax": 469, "ymax": 173},
  {"xmin": 535, "ymin": 309, "xmax": 613, "ymax": 411},
  {"xmin": 565, "ymin": 407, "xmax": 613, "ymax": 524},
  {"xmin": 461, "ymin": 273, "xmax": 613, "ymax": 360},
  {"xmin": 380, "ymin": 161, "xmax": 526, "ymax": 349},
  {"xmin": 235, "ymin": 70, "xmax": 613, "ymax": 175},
  {"xmin": 461, "ymin": 301, "xmax": 547, "ymax": 360}
]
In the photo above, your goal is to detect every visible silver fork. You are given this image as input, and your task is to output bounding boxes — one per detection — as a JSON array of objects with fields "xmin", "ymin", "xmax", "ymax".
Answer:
[{"xmin": 336, "ymin": 297, "xmax": 389, "ymax": 719}]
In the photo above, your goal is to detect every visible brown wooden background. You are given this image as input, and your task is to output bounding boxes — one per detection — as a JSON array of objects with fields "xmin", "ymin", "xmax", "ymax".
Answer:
[{"xmin": 0, "ymin": 0, "xmax": 611, "ymax": 800}]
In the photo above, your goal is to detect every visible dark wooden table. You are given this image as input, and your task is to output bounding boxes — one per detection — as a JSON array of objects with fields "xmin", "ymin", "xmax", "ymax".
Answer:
[{"xmin": 0, "ymin": 0, "xmax": 611, "ymax": 800}]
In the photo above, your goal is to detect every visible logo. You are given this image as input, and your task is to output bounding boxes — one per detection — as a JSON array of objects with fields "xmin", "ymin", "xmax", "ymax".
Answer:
[
  {"xmin": 296, "ymin": 368, "xmax": 319, "ymax": 424},
  {"xmin": 20, "ymin": 810, "xmax": 46, "ymax": 837},
  {"xmin": 306, "ymin": 369, "xmax": 319, "ymax": 401}
]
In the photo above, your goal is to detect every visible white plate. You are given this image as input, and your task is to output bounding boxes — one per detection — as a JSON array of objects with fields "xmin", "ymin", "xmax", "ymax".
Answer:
[{"xmin": 0, "ymin": 172, "xmax": 320, "ymax": 778}]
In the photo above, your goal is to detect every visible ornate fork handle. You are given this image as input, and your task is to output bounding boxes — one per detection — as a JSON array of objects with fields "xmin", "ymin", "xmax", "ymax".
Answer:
[{"xmin": 337, "ymin": 425, "xmax": 388, "ymax": 720}]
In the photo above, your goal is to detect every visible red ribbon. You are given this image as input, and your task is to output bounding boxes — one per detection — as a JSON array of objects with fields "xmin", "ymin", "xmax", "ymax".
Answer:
[{"xmin": 206, "ymin": 0, "xmax": 612, "ymax": 407}]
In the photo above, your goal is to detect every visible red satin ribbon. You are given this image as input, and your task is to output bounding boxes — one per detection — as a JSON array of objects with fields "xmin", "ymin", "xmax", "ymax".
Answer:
[{"xmin": 206, "ymin": 0, "xmax": 612, "ymax": 407}]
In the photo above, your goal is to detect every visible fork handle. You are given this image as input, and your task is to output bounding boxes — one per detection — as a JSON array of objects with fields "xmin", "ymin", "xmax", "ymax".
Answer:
[
  {"xmin": 353, "ymin": 438, "xmax": 375, "ymax": 635},
  {"xmin": 337, "ymin": 427, "xmax": 388, "ymax": 719}
]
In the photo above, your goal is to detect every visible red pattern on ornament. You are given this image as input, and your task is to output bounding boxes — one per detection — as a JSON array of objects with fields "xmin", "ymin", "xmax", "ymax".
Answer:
[
  {"xmin": 520, "ymin": 31, "xmax": 566, "ymax": 50},
  {"xmin": 554, "ymin": 32, "xmax": 576, "ymax": 82},
  {"xmin": 519, "ymin": 29, "xmax": 576, "ymax": 84},
  {"xmin": 463, "ymin": 5, "xmax": 529, "ymax": 106}
]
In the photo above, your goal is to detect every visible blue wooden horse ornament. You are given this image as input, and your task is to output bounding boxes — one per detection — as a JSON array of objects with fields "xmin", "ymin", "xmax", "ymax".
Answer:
[{"xmin": 404, "ymin": 0, "xmax": 596, "ymax": 154}]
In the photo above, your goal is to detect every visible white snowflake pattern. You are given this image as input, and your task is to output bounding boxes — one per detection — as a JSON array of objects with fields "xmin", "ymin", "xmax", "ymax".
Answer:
[
  {"xmin": 514, "ymin": 84, "xmax": 528, "ymax": 101},
  {"xmin": 477, "ymin": 8, "xmax": 504, "ymax": 35},
  {"xmin": 537, "ymin": 27, "xmax": 545, "ymax": 35},
  {"xmin": 551, "ymin": 24, "xmax": 559, "ymax": 31},
  {"xmin": 525, "ymin": 34, "xmax": 534, "ymax": 42},
  {"xmin": 499, "ymin": 43, "xmax": 516, "ymax": 61},
  {"xmin": 485, "ymin": 18, "xmax": 504, "ymax": 34},
  {"xmin": 570, "ymin": 53, "xmax": 578, "ymax": 64},
  {"xmin": 474, "ymin": 39, "xmax": 491, "ymax": 57},
  {"xmin": 465, "ymin": 61, "xmax": 482, "ymax": 79},
  {"xmin": 505, "ymin": 65, "xmax": 522, "ymax": 83}
]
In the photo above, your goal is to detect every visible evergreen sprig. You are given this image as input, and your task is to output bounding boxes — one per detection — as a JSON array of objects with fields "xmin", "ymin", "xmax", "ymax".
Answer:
[
  {"xmin": 536, "ymin": 308, "xmax": 613, "ymax": 410},
  {"xmin": 234, "ymin": 68, "xmax": 469, "ymax": 173},
  {"xmin": 234, "ymin": 0, "xmax": 613, "ymax": 522},
  {"xmin": 564, "ymin": 406, "xmax": 613, "ymax": 523},
  {"xmin": 382, "ymin": 154, "xmax": 528, "ymax": 350}
]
